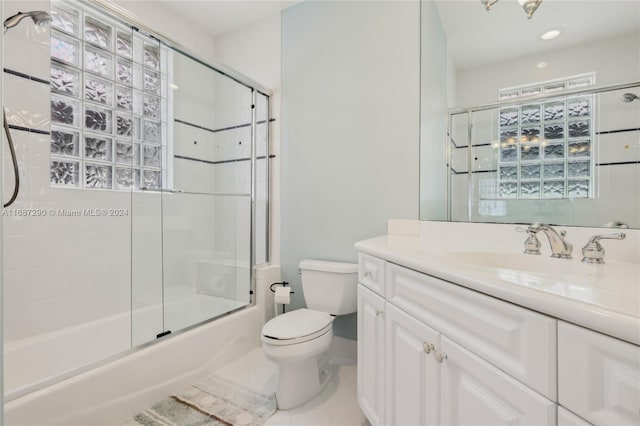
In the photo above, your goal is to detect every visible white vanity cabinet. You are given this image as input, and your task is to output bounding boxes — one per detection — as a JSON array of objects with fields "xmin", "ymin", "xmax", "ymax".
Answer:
[
  {"xmin": 558, "ymin": 321, "xmax": 640, "ymax": 425},
  {"xmin": 357, "ymin": 256, "xmax": 557, "ymax": 426}
]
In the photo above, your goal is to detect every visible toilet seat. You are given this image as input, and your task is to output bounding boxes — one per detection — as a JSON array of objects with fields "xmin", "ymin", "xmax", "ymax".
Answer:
[{"xmin": 262, "ymin": 309, "xmax": 333, "ymax": 346}]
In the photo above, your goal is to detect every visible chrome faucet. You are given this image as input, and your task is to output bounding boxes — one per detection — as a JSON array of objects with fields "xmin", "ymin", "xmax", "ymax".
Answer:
[
  {"xmin": 581, "ymin": 233, "xmax": 626, "ymax": 264},
  {"xmin": 521, "ymin": 223, "xmax": 573, "ymax": 259}
]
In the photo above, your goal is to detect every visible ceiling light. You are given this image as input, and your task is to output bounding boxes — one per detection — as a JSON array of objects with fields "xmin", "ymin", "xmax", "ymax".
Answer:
[
  {"xmin": 536, "ymin": 62, "xmax": 548, "ymax": 69},
  {"xmin": 480, "ymin": 0, "xmax": 544, "ymax": 20},
  {"xmin": 540, "ymin": 29, "xmax": 562, "ymax": 40},
  {"xmin": 480, "ymin": 0, "xmax": 500, "ymax": 11},
  {"xmin": 517, "ymin": 0, "xmax": 543, "ymax": 20}
]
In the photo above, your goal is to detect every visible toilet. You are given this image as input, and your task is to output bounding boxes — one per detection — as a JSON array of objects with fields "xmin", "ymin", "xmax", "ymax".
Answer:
[{"xmin": 261, "ymin": 259, "xmax": 358, "ymax": 409}]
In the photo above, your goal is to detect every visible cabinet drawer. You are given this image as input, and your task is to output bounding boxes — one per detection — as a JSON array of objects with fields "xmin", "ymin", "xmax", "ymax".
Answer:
[
  {"xmin": 358, "ymin": 253, "xmax": 385, "ymax": 296},
  {"xmin": 386, "ymin": 262, "xmax": 557, "ymax": 400},
  {"xmin": 558, "ymin": 321, "xmax": 640, "ymax": 426}
]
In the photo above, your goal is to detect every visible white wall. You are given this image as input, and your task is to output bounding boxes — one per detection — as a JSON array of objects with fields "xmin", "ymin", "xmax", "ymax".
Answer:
[
  {"xmin": 456, "ymin": 31, "xmax": 640, "ymax": 107},
  {"xmin": 109, "ymin": 0, "xmax": 216, "ymax": 63},
  {"xmin": 281, "ymin": 0, "xmax": 420, "ymax": 339}
]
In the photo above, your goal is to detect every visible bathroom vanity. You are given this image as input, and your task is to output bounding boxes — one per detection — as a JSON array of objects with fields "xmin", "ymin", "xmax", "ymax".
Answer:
[{"xmin": 355, "ymin": 221, "xmax": 640, "ymax": 426}]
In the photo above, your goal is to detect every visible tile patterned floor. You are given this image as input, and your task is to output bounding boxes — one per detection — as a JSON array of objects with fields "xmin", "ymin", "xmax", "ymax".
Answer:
[{"xmin": 214, "ymin": 348, "xmax": 369, "ymax": 426}]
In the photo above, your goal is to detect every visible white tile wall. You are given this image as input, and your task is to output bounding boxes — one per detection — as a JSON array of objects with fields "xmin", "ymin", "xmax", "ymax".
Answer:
[
  {"xmin": 4, "ymin": 74, "xmax": 51, "ymax": 130},
  {"xmin": 2, "ymin": 1, "xmax": 51, "ymax": 80}
]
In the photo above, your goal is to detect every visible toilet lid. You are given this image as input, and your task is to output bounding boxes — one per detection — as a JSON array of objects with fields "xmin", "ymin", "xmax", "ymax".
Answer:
[{"xmin": 262, "ymin": 309, "xmax": 333, "ymax": 340}]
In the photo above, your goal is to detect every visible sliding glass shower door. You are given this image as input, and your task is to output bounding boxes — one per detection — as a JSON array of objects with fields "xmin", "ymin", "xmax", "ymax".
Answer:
[
  {"xmin": 128, "ymin": 41, "xmax": 264, "ymax": 346},
  {"xmin": 159, "ymin": 50, "xmax": 253, "ymax": 334}
]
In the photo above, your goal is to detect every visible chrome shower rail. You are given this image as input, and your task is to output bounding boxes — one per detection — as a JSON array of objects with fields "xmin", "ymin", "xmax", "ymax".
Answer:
[{"xmin": 449, "ymin": 80, "xmax": 640, "ymax": 114}]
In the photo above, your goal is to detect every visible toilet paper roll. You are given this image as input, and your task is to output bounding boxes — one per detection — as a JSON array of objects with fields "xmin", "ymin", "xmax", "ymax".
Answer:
[{"xmin": 274, "ymin": 286, "xmax": 291, "ymax": 305}]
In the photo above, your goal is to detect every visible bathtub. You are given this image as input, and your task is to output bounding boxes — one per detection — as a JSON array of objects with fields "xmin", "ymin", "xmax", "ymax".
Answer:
[
  {"xmin": 4, "ymin": 291, "xmax": 249, "ymax": 400},
  {"xmin": 4, "ymin": 265, "xmax": 281, "ymax": 426}
]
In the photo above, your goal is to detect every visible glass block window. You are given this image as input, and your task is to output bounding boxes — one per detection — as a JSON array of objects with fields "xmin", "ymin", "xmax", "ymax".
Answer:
[
  {"xmin": 497, "ymin": 74, "xmax": 595, "ymax": 199},
  {"xmin": 50, "ymin": 0, "xmax": 168, "ymax": 191}
]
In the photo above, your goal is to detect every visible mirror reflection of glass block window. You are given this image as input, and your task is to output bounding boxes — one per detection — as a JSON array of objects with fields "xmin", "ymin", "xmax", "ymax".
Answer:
[
  {"xmin": 49, "ymin": 0, "xmax": 168, "ymax": 191},
  {"xmin": 497, "ymin": 73, "xmax": 595, "ymax": 199}
]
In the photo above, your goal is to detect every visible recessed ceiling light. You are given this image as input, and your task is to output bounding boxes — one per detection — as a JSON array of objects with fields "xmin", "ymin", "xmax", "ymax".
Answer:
[
  {"xmin": 540, "ymin": 28, "xmax": 562, "ymax": 41},
  {"xmin": 536, "ymin": 62, "xmax": 548, "ymax": 69}
]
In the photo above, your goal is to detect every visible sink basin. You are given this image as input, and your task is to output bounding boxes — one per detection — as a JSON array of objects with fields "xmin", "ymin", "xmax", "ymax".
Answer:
[{"xmin": 444, "ymin": 251, "xmax": 593, "ymax": 275}]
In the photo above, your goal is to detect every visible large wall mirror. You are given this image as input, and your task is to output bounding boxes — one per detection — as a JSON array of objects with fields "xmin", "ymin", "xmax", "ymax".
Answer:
[{"xmin": 419, "ymin": 0, "xmax": 640, "ymax": 229}]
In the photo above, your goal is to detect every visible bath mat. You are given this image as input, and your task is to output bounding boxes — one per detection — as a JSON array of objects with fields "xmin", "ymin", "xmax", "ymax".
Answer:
[{"xmin": 124, "ymin": 374, "xmax": 276, "ymax": 426}]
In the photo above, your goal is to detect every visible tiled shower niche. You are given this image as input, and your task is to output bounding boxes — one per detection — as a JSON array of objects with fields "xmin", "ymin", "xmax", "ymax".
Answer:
[
  {"xmin": 49, "ymin": 0, "xmax": 167, "ymax": 191},
  {"xmin": 497, "ymin": 93, "xmax": 594, "ymax": 200}
]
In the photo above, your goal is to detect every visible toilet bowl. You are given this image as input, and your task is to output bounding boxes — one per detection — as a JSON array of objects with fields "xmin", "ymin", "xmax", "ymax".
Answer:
[
  {"xmin": 261, "ymin": 308, "xmax": 334, "ymax": 409},
  {"xmin": 261, "ymin": 259, "xmax": 358, "ymax": 409}
]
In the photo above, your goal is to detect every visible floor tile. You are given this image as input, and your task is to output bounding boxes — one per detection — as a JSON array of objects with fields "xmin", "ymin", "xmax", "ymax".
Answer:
[
  {"xmin": 215, "ymin": 347, "xmax": 367, "ymax": 426},
  {"xmin": 287, "ymin": 394, "xmax": 334, "ymax": 426},
  {"xmin": 264, "ymin": 409, "xmax": 293, "ymax": 426}
]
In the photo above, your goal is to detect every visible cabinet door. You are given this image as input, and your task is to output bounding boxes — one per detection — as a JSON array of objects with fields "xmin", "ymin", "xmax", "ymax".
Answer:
[
  {"xmin": 558, "ymin": 321, "xmax": 640, "ymax": 426},
  {"xmin": 441, "ymin": 336, "xmax": 556, "ymax": 426},
  {"xmin": 558, "ymin": 407, "xmax": 593, "ymax": 426},
  {"xmin": 357, "ymin": 284, "xmax": 386, "ymax": 426},
  {"xmin": 385, "ymin": 304, "xmax": 439, "ymax": 426}
]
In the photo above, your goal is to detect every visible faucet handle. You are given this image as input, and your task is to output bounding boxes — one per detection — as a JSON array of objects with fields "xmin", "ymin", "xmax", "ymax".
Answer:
[
  {"xmin": 581, "ymin": 233, "xmax": 626, "ymax": 264},
  {"xmin": 516, "ymin": 226, "xmax": 541, "ymax": 255}
]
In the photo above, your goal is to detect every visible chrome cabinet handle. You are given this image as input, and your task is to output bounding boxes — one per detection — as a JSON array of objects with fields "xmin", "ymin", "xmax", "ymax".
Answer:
[
  {"xmin": 434, "ymin": 350, "xmax": 447, "ymax": 363},
  {"xmin": 423, "ymin": 342, "xmax": 435, "ymax": 354},
  {"xmin": 364, "ymin": 271, "xmax": 373, "ymax": 280},
  {"xmin": 375, "ymin": 309, "xmax": 383, "ymax": 317}
]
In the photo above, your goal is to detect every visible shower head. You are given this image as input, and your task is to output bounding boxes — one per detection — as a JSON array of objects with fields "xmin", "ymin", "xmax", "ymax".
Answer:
[
  {"xmin": 621, "ymin": 93, "xmax": 639, "ymax": 103},
  {"xmin": 3, "ymin": 11, "xmax": 51, "ymax": 32}
]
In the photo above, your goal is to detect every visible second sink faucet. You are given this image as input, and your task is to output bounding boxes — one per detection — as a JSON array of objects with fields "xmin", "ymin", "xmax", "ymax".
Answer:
[{"xmin": 523, "ymin": 223, "xmax": 573, "ymax": 259}]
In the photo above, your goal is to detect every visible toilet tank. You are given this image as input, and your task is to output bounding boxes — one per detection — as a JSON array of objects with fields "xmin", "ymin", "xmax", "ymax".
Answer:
[{"xmin": 299, "ymin": 259, "xmax": 358, "ymax": 315}]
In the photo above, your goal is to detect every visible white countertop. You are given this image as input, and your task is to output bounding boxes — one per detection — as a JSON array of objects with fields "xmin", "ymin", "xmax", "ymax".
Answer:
[{"xmin": 355, "ymin": 226, "xmax": 640, "ymax": 345}]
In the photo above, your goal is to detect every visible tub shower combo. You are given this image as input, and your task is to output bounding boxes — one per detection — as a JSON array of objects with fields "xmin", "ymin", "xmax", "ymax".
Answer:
[{"xmin": 1, "ymin": 0, "xmax": 270, "ymax": 409}]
